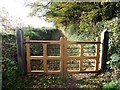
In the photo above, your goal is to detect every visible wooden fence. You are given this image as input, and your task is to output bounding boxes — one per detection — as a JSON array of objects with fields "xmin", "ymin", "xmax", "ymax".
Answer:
[{"xmin": 25, "ymin": 36, "xmax": 101, "ymax": 74}]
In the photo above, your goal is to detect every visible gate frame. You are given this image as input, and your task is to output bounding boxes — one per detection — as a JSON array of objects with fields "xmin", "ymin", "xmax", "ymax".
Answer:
[{"xmin": 25, "ymin": 36, "xmax": 101, "ymax": 74}]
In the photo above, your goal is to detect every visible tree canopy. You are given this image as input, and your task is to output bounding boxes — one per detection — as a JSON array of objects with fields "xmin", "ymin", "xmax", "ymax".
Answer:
[
  {"xmin": 28, "ymin": 2, "xmax": 120, "ymax": 31},
  {"xmin": 0, "ymin": 7, "xmax": 25, "ymax": 34}
]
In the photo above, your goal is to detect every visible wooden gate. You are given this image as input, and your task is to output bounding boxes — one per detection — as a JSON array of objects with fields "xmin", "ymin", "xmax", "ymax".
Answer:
[{"xmin": 26, "ymin": 36, "xmax": 100, "ymax": 74}]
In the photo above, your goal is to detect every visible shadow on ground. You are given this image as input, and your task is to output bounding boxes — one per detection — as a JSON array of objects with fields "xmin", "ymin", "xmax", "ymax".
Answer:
[{"xmin": 24, "ymin": 73, "xmax": 109, "ymax": 89}]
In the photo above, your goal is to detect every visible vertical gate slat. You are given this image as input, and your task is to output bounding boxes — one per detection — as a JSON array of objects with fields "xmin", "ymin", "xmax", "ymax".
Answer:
[
  {"xmin": 63, "ymin": 37, "xmax": 68, "ymax": 74},
  {"xmin": 96, "ymin": 37, "xmax": 100, "ymax": 71},
  {"xmin": 60, "ymin": 37, "xmax": 64, "ymax": 74},
  {"xmin": 80, "ymin": 44, "xmax": 83, "ymax": 71},
  {"xmin": 43, "ymin": 44, "xmax": 47, "ymax": 72},
  {"xmin": 26, "ymin": 36, "xmax": 31, "ymax": 72}
]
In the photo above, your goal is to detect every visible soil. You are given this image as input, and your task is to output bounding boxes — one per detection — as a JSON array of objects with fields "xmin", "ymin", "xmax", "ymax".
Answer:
[{"xmin": 24, "ymin": 73, "xmax": 107, "ymax": 89}]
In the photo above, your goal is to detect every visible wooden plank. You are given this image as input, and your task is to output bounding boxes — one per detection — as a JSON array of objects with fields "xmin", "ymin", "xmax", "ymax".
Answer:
[
  {"xmin": 80, "ymin": 71, "xmax": 97, "ymax": 73},
  {"xmin": 68, "ymin": 41, "xmax": 101, "ymax": 44},
  {"xmin": 47, "ymin": 70, "xmax": 61, "ymax": 73},
  {"xmin": 31, "ymin": 70, "xmax": 44, "ymax": 72},
  {"xmin": 68, "ymin": 70, "xmax": 80, "ymax": 72},
  {"xmin": 83, "ymin": 56, "xmax": 97, "ymax": 59},
  {"xmin": 60, "ymin": 37, "xmax": 64, "ymax": 74},
  {"xmin": 47, "ymin": 70, "xmax": 61, "ymax": 74},
  {"xmin": 43, "ymin": 44, "xmax": 47, "ymax": 72},
  {"xmin": 80, "ymin": 44, "xmax": 83, "ymax": 71},
  {"xmin": 30, "ymin": 56, "xmax": 44, "ymax": 60},
  {"xmin": 63, "ymin": 37, "xmax": 68, "ymax": 74},
  {"xmin": 47, "ymin": 56, "xmax": 60, "ymax": 60},
  {"xmin": 68, "ymin": 56, "xmax": 81, "ymax": 59},
  {"xmin": 96, "ymin": 37, "xmax": 100, "ymax": 71},
  {"xmin": 67, "ymin": 70, "xmax": 98, "ymax": 73},
  {"xmin": 68, "ymin": 56, "xmax": 97, "ymax": 59},
  {"xmin": 30, "ymin": 56, "xmax": 60, "ymax": 60},
  {"xmin": 26, "ymin": 36, "xmax": 31, "ymax": 72},
  {"xmin": 26, "ymin": 40, "xmax": 60, "ymax": 44}
]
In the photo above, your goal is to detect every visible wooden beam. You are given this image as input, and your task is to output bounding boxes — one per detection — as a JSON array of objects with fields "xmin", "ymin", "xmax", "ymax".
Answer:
[
  {"xmin": 47, "ymin": 70, "xmax": 60, "ymax": 73},
  {"xmin": 80, "ymin": 44, "xmax": 83, "ymax": 71},
  {"xmin": 30, "ymin": 56, "xmax": 60, "ymax": 60},
  {"xmin": 47, "ymin": 70, "xmax": 61, "ymax": 74},
  {"xmin": 43, "ymin": 44, "xmax": 47, "ymax": 72},
  {"xmin": 63, "ymin": 37, "xmax": 68, "ymax": 74},
  {"xmin": 68, "ymin": 56, "xmax": 97, "ymax": 59},
  {"xmin": 96, "ymin": 37, "xmax": 100, "ymax": 71},
  {"xmin": 47, "ymin": 56, "xmax": 60, "ymax": 60},
  {"xmin": 68, "ymin": 41, "xmax": 101, "ymax": 44},
  {"xmin": 31, "ymin": 70, "xmax": 44, "ymax": 73},
  {"xmin": 26, "ymin": 36, "xmax": 31, "ymax": 72},
  {"xmin": 60, "ymin": 37, "xmax": 64, "ymax": 74},
  {"xmin": 30, "ymin": 56, "xmax": 44, "ymax": 60},
  {"xmin": 67, "ymin": 70, "xmax": 98, "ymax": 73},
  {"xmin": 25, "ymin": 40, "xmax": 60, "ymax": 44}
]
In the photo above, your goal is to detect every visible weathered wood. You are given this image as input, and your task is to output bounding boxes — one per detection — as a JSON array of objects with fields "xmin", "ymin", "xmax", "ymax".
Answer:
[
  {"xmin": 16, "ymin": 29, "xmax": 25, "ymax": 75},
  {"xmin": 26, "ymin": 36, "xmax": 31, "ymax": 72},
  {"xmin": 100, "ymin": 30, "xmax": 109, "ymax": 71}
]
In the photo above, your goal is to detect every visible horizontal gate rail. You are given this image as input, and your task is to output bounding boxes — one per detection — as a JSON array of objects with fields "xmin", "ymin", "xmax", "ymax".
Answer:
[
  {"xmin": 68, "ymin": 41, "xmax": 101, "ymax": 44},
  {"xmin": 25, "ymin": 40, "xmax": 60, "ymax": 44}
]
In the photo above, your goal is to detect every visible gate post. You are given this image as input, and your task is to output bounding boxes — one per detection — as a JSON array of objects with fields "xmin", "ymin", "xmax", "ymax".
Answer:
[
  {"xmin": 60, "ymin": 37, "xmax": 64, "ymax": 74},
  {"xmin": 100, "ymin": 30, "xmax": 109, "ymax": 71},
  {"xmin": 16, "ymin": 29, "xmax": 25, "ymax": 75}
]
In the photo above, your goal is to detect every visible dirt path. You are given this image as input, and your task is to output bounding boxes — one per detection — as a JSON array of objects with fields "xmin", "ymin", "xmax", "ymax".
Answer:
[{"xmin": 25, "ymin": 73, "xmax": 100, "ymax": 89}]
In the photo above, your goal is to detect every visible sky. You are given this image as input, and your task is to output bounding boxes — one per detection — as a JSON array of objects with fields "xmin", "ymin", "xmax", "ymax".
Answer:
[{"xmin": 0, "ymin": 0, "xmax": 54, "ymax": 28}]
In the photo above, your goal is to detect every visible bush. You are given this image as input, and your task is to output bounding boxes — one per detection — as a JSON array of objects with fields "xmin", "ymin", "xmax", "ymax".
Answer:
[
  {"xmin": 2, "ymin": 34, "xmax": 17, "ymax": 60},
  {"xmin": 2, "ymin": 34, "xmax": 26, "ymax": 89},
  {"xmin": 2, "ymin": 58, "xmax": 26, "ymax": 90},
  {"xmin": 102, "ymin": 81, "xmax": 117, "ymax": 90}
]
